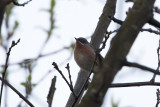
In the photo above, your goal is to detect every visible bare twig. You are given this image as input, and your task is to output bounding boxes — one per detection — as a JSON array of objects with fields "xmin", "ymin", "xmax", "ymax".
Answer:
[
  {"xmin": 65, "ymin": 63, "xmax": 74, "ymax": 94},
  {"xmin": 47, "ymin": 76, "xmax": 56, "ymax": 107},
  {"xmin": 110, "ymin": 82, "xmax": 160, "ymax": 88},
  {"xmin": 52, "ymin": 62, "xmax": 76, "ymax": 97},
  {"xmin": 0, "ymin": 46, "xmax": 71, "ymax": 67},
  {"xmin": 97, "ymin": 30, "xmax": 118, "ymax": 55},
  {"xmin": 109, "ymin": 16, "xmax": 160, "ymax": 35},
  {"xmin": 123, "ymin": 61, "xmax": 160, "ymax": 75},
  {"xmin": 0, "ymin": 77, "xmax": 34, "ymax": 107},
  {"xmin": 150, "ymin": 29, "xmax": 160, "ymax": 82},
  {"xmin": 12, "ymin": 0, "xmax": 32, "ymax": 6},
  {"xmin": 0, "ymin": 39, "xmax": 20, "ymax": 106},
  {"xmin": 141, "ymin": 28, "xmax": 160, "ymax": 35},
  {"xmin": 156, "ymin": 89, "xmax": 160, "ymax": 107},
  {"xmin": 109, "ymin": 11, "xmax": 160, "ymax": 29}
]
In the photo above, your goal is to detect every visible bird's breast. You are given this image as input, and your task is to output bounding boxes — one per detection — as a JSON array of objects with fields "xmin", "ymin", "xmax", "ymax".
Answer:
[{"xmin": 74, "ymin": 45, "xmax": 96, "ymax": 71}]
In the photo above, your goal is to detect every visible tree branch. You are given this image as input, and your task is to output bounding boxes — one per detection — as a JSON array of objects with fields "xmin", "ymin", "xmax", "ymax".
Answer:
[
  {"xmin": 123, "ymin": 61, "xmax": 160, "ymax": 75},
  {"xmin": 110, "ymin": 16, "xmax": 160, "ymax": 35},
  {"xmin": 110, "ymin": 82, "xmax": 160, "ymax": 88},
  {"xmin": 0, "ymin": 39, "xmax": 20, "ymax": 106},
  {"xmin": 79, "ymin": 0, "xmax": 155, "ymax": 107},
  {"xmin": 52, "ymin": 62, "xmax": 76, "ymax": 97},
  {"xmin": 0, "ymin": 77, "xmax": 34, "ymax": 107},
  {"xmin": 156, "ymin": 89, "xmax": 160, "ymax": 107},
  {"xmin": 0, "ymin": 45, "xmax": 71, "ymax": 67},
  {"xmin": 47, "ymin": 76, "xmax": 56, "ymax": 107},
  {"xmin": 65, "ymin": 63, "xmax": 74, "ymax": 94},
  {"xmin": 150, "ymin": 28, "xmax": 160, "ymax": 82},
  {"xmin": 148, "ymin": 18, "xmax": 160, "ymax": 29}
]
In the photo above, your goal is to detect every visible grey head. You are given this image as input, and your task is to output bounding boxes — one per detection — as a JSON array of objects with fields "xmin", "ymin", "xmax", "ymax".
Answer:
[{"xmin": 75, "ymin": 37, "xmax": 89, "ymax": 44}]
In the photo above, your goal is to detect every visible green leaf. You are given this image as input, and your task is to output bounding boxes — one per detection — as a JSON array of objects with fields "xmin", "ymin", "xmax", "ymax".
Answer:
[
  {"xmin": 13, "ymin": 21, "xmax": 19, "ymax": 31},
  {"xmin": 51, "ymin": 0, "xmax": 55, "ymax": 9},
  {"xmin": 7, "ymin": 21, "xmax": 19, "ymax": 40},
  {"xmin": 28, "ymin": 74, "xmax": 32, "ymax": 82},
  {"xmin": 21, "ymin": 82, "xmax": 27, "ymax": 87}
]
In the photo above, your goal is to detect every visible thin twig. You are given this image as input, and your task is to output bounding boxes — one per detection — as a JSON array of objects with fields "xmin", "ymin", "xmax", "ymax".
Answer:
[
  {"xmin": 109, "ymin": 13, "xmax": 160, "ymax": 29},
  {"xmin": 123, "ymin": 61, "xmax": 160, "ymax": 75},
  {"xmin": 109, "ymin": 16, "xmax": 160, "ymax": 34},
  {"xmin": 47, "ymin": 76, "xmax": 56, "ymax": 107},
  {"xmin": 110, "ymin": 82, "xmax": 160, "ymax": 88},
  {"xmin": 0, "ymin": 46, "xmax": 71, "ymax": 67},
  {"xmin": 151, "ymin": 28, "xmax": 160, "ymax": 82},
  {"xmin": 52, "ymin": 62, "xmax": 76, "ymax": 97},
  {"xmin": 0, "ymin": 39, "xmax": 20, "ymax": 106},
  {"xmin": 65, "ymin": 63, "xmax": 74, "ymax": 95},
  {"xmin": 97, "ymin": 30, "xmax": 118, "ymax": 54},
  {"xmin": 156, "ymin": 89, "xmax": 160, "ymax": 107},
  {"xmin": 12, "ymin": 0, "xmax": 32, "ymax": 6},
  {"xmin": 0, "ymin": 77, "xmax": 34, "ymax": 107},
  {"xmin": 141, "ymin": 28, "xmax": 160, "ymax": 35}
]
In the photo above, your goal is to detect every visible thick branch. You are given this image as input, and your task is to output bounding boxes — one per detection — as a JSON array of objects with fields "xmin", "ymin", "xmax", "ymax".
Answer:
[
  {"xmin": 79, "ymin": 0, "xmax": 155, "ymax": 107},
  {"xmin": 65, "ymin": 0, "xmax": 117, "ymax": 107},
  {"xmin": 91, "ymin": 0, "xmax": 117, "ymax": 49}
]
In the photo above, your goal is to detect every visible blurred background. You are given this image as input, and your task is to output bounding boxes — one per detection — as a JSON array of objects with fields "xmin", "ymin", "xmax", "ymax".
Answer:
[{"xmin": 0, "ymin": 0, "xmax": 160, "ymax": 106}]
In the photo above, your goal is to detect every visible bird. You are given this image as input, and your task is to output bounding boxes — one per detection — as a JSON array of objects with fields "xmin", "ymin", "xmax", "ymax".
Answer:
[{"xmin": 74, "ymin": 37, "xmax": 102, "ymax": 72}]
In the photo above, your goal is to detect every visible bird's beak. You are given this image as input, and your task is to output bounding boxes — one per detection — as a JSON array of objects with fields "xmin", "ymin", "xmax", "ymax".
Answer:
[{"xmin": 74, "ymin": 37, "xmax": 77, "ymax": 41}]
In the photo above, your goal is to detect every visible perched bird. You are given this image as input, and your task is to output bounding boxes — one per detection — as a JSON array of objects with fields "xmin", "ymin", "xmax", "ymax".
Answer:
[{"xmin": 74, "ymin": 37, "xmax": 102, "ymax": 72}]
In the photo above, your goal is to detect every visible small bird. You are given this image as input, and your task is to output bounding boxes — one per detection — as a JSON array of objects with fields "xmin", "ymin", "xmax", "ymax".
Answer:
[{"xmin": 74, "ymin": 37, "xmax": 102, "ymax": 72}]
